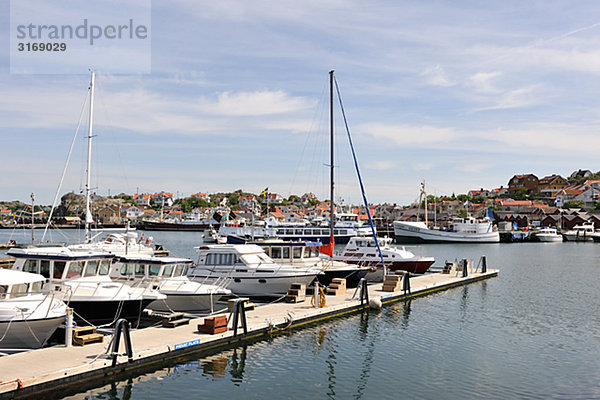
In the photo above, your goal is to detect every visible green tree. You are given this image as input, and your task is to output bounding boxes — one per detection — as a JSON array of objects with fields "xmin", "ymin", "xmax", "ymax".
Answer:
[
  {"xmin": 458, "ymin": 209, "xmax": 468, "ymax": 218},
  {"xmin": 563, "ymin": 200, "xmax": 585, "ymax": 209}
]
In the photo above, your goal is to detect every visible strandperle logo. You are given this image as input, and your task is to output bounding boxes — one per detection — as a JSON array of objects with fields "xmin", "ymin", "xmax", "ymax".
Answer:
[{"xmin": 15, "ymin": 18, "xmax": 148, "ymax": 45}]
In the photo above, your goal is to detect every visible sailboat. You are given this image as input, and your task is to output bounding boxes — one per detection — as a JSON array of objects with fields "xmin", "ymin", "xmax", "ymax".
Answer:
[{"xmin": 10, "ymin": 72, "xmax": 166, "ymax": 325}]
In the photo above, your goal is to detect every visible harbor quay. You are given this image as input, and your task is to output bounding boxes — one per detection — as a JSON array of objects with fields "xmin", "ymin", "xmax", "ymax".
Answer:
[{"xmin": 0, "ymin": 265, "xmax": 497, "ymax": 400}]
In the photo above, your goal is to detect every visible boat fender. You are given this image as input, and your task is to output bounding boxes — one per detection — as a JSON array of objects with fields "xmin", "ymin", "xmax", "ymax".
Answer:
[{"xmin": 369, "ymin": 297, "xmax": 382, "ymax": 310}]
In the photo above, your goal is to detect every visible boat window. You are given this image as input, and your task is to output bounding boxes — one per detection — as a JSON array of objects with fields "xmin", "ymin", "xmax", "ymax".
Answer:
[
  {"xmin": 182, "ymin": 265, "xmax": 189, "ymax": 275},
  {"xmin": 98, "ymin": 260, "xmax": 110, "ymax": 275},
  {"xmin": 333, "ymin": 229, "xmax": 339, "ymax": 235},
  {"xmin": 271, "ymin": 247, "xmax": 282, "ymax": 259},
  {"xmin": 0, "ymin": 286, "xmax": 7, "ymax": 299},
  {"xmin": 23, "ymin": 259, "xmax": 38, "ymax": 274},
  {"xmin": 293, "ymin": 247, "xmax": 302, "ymax": 259},
  {"xmin": 54, "ymin": 261, "xmax": 66, "ymax": 279},
  {"xmin": 174, "ymin": 264, "xmax": 185, "ymax": 277},
  {"xmin": 149, "ymin": 265, "xmax": 161, "ymax": 276},
  {"xmin": 276, "ymin": 229, "xmax": 284, "ymax": 235},
  {"xmin": 294, "ymin": 229, "xmax": 303, "ymax": 235},
  {"xmin": 31, "ymin": 281, "xmax": 43, "ymax": 293},
  {"xmin": 65, "ymin": 261, "xmax": 85, "ymax": 279},
  {"xmin": 310, "ymin": 247, "xmax": 319, "ymax": 257},
  {"xmin": 285, "ymin": 229, "xmax": 293, "ymax": 235},
  {"xmin": 163, "ymin": 265, "xmax": 174, "ymax": 277},
  {"xmin": 84, "ymin": 260, "xmax": 99, "ymax": 277},
  {"xmin": 40, "ymin": 260, "xmax": 50, "ymax": 278},
  {"xmin": 135, "ymin": 264, "xmax": 146, "ymax": 277},
  {"xmin": 120, "ymin": 264, "xmax": 134, "ymax": 276},
  {"xmin": 282, "ymin": 247, "xmax": 290, "ymax": 259},
  {"xmin": 10, "ymin": 283, "xmax": 28, "ymax": 298}
]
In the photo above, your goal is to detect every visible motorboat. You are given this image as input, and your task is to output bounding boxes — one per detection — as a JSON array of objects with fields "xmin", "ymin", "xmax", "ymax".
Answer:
[
  {"xmin": 111, "ymin": 254, "xmax": 231, "ymax": 313},
  {"xmin": 252, "ymin": 240, "xmax": 370, "ymax": 288},
  {"xmin": 0, "ymin": 269, "xmax": 67, "ymax": 352},
  {"xmin": 189, "ymin": 244, "xmax": 322, "ymax": 296},
  {"xmin": 562, "ymin": 223, "xmax": 595, "ymax": 242},
  {"xmin": 394, "ymin": 217, "xmax": 500, "ymax": 243},
  {"xmin": 8, "ymin": 246, "xmax": 165, "ymax": 325},
  {"xmin": 534, "ymin": 227, "xmax": 563, "ymax": 242},
  {"xmin": 334, "ymin": 236, "xmax": 435, "ymax": 280},
  {"xmin": 68, "ymin": 231, "xmax": 161, "ymax": 256}
]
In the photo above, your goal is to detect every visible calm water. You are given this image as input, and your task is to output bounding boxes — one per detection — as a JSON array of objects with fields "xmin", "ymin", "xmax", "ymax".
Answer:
[{"xmin": 2, "ymin": 228, "xmax": 599, "ymax": 399}]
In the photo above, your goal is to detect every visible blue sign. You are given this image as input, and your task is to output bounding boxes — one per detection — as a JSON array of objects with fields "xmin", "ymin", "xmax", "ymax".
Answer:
[{"xmin": 174, "ymin": 339, "xmax": 200, "ymax": 350}]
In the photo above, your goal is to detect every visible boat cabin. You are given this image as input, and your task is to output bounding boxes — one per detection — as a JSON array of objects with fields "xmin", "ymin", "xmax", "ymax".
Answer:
[
  {"xmin": 253, "ymin": 241, "xmax": 322, "ymax": 264},
  {"xmin": 8, "ymin": 247, "xmax": 114, "ymax": 281},
  {"xmin": 113, "ymin": 256, "xmax": 192, "ymax": 280},
  {"xmin": 0, "ymin": 270, "xmax": 46, "ymax": 300}
]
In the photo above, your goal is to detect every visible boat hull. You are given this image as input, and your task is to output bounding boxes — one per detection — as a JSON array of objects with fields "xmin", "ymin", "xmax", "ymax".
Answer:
[
  {"xmin": 147, "ymin": 293, "xmax": 226, "ymax": 313},
  {"xmin": 562, "ymin": 233, "xmax": 593, "ymax": 242},
  {"xmin": 68, "ymin": 299, "xmax": 155, "ymax": 325},
  {"xmin": 317, "ymin": 267, "xmax": 369, "ymax": 288},
  {"xmin": 139, "ymin": 221, "xmax": 214, "ymax": 231},
  {"xmin": 0, "ymin": 316, "xmax": 64, "ymax": 351},
  {"xmin": 190, "ymin": 273, "xmax": 318, "ymax": 297}
]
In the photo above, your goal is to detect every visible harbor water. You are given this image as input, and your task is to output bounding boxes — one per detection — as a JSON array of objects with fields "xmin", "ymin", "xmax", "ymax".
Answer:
[{"xmin": 1, "ymin": 229, "xmax": 599, "ymax": 399}]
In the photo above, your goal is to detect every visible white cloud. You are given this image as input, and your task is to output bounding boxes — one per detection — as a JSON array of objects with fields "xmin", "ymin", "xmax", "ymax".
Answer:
[
  {"xmin": 359, "ymin": 123, "xmax": 461, "ymax": 146},
  {"xmin": 202, "ymin": 91, "xmax": 315, "ymax": 116},
  {"xmin": 468, "ymin": 71, "xmax": 502, "ymax": 94},
  {"xmin": 421, "ymin": 65, "xmax": 454, "ymax": 87},
  {"xmin": 367, "ymin": 161, "xmax": 395, "ymax": 170}
]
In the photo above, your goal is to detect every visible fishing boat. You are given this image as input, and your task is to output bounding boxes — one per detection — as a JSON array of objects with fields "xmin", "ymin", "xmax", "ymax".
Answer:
[
  {"xmin": 534, "ymin": 227, "xmax": 563, "ymax": 242},
  {"xmin": 68, "ymin": 231, "xmax": 161, "ymax": 256},
  {"xmin": 111, "ymin": 254, "xmax": 231, "ymax": 313},
  {"xmin": 562, "ymin": 223, "xmax": 595, "ymax": 242},
  {"xmin": 0, "ymin": 269, "xmax": 67, "ymax": 352},
  {"xmin": 188, "ymin": 244, "xmax": 321, "ymax": 297},
  {"xmin": 334, "ymin": 236, "xmax": 435, "ymax": 280},
  {"xmin": 8, "ymin": 246, "xmax": 165, "ymax": 325},
  {"xmin": 252, "ymin": 240, "xmax": 370, "ymax": 288}
]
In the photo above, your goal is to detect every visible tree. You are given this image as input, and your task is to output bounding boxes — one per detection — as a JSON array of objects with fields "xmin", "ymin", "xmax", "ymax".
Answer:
[
  {"xmin": 458, "ymin": 209, "xmax": 468, "ymax": 218},
  {"xmin": 564, "ymin": 200, "xmax": 585, "ymax": 209}
]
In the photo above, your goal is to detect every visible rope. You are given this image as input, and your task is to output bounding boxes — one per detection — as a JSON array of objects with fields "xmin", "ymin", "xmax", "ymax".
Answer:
[{"xmin": 310, "ymin": 286, "xmax": 326, "ymax": 308}]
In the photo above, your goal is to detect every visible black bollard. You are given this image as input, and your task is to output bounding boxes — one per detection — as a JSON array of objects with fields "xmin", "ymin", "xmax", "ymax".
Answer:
[
  {"xmin": 462, "ymin": 259, "xmax": 468, "ymax": 277},
  {"xmin": 232, "ymin": 299, "xmax": 248, "ymax": 337},
  {"xmin": 111, "ymin": 319, "xmax": 133, "ymax": 367},
  {"xmin": 482, "ymin": 256, "xmax": 487, "ymax": 273},
  {"xmin": 403, "ymin": 272, "xmax": 411, "ymax": 294}
]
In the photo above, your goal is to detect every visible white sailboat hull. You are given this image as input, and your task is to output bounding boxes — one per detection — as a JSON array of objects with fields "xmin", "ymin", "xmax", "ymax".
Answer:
[{"xmin": 394, "ymin": 221, "xmax": 500, "ymax": 243}]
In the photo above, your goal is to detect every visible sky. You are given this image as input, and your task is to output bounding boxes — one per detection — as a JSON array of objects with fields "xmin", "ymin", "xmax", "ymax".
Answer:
[{"xmin": 2, "ymin": 1, "xmax": 600, "ymax": 206}]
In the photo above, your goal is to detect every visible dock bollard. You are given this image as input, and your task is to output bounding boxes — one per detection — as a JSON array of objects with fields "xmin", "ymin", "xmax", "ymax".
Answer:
[
  {"xmin": 231, "ymin": 299, "xmax": 248, "ymax": 337},
  {"xmin": 359, "ymin": 278, "xmax": 369, "ymax": 305},
  {"xmin": 482, "ymin": 256, "xmax": 487, "ymax": 273},
  {"xmin": 111, "ymin": 319, "xmax": 133, "ymax": 367},
  {"xmin": 462, "ymin": 259, "xmax": 468, "ymax": 278},
  {"xmin": 402, "ymin": 272, "xmax": 411, "ymax": 294},
  {"xmin": 65, "ymin": 308, "xmax": 73, "ymax": 348}
]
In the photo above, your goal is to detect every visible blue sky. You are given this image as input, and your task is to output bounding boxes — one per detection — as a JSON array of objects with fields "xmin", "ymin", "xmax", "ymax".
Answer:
[{"xmin": 2, "ymin": 1, "xmax": 600, "ymax": 206}]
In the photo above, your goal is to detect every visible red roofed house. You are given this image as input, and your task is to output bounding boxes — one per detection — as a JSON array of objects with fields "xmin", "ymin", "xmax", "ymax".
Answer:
[
  {"xmin": 556, "ymin": 184, "xmax": 595, "ymax": 207},
  {"xmin": 151, "ymin": 192, "xmax": 174, "ymax": 207},
  {"xmin": 133, "ymin": 193, "xmax": 151, "ymax": 207}
]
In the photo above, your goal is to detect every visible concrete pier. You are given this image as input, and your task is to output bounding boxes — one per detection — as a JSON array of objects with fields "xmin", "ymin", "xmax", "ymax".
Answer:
[{"xmin": 0, "ymin": 267, "xmax": 497, "ymax": 399}]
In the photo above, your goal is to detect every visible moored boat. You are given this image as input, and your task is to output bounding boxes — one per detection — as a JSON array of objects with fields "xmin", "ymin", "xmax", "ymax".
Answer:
[
  {"xmin": 334, "ymin": 236, "xmax": 435, "ymax": 280},
  {"xmin": 562, "ymin": 223, "xmax": 594, "ymax": 242},
  {"xmin": 0, "ymin": 269, "xmax": 67, "ymax": 352},
  {"xmin": 189, "ymin": 244, "xmax": 321, "ymax": 296},
  {"xmin": 111, "ymin": 254, "xmax": 231, "ymax": 313},
  {"xmin": 534, "ymin": 227, "xmax": 563, "ymax": 242},
  {"xmin": 394, "ymin": 217, "xmax": 500, "ymax": 243}
]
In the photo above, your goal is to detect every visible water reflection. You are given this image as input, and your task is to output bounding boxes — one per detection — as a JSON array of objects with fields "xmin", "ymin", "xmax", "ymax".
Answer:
[{"xmin": 229, "ymin": 346, "xmax": 247, "ymax": 385}]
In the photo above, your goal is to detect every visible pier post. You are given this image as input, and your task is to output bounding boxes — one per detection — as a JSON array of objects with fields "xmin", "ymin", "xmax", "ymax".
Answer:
[
  {"xmin": 111, "ymin": 319, "xmax": 133, "ymax": 367},
  {"xmin": 402, "ymin": 272, "xmax": 411, "ymax": 294},
  {"xmin": 481, "ymin": 256, "xmax": 487, "ymax": 273},
  {"xmin": 231, "ymin": 299, "xmax": 248, "ymax": 337},
  {"xmin": 462, "ymin": 259, "xmax": 468, "ymax": 277},
  {"xmin": 359, "ymin": 278, "xmax": 369, "ymax": 305},
  {"xmin": 65, "ymin": 308, "xmax": 73, "ymax": 348}
]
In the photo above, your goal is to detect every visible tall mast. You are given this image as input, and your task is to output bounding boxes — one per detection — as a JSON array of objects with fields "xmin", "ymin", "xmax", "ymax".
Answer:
[
  {"xmin": 84, "ymin": 71, "xmax": 95, "ymax": 243},
  {"xmin": 329, "ymin": 70, "xmax": 334, "ymax": 242}
]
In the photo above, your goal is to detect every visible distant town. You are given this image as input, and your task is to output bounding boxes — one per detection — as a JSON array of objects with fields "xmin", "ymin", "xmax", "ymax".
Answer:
[{"xmin": 2, "ymin": 168, "xmax": 600, "ymax": 231}]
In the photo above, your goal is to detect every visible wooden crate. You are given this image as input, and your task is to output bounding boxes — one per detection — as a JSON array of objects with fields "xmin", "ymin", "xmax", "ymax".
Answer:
[
  {"xmin": 227, "ymin": 298, "xmax": 254, "ymax": 312},
  {"xmin": 198, "ymin": 315, "xmax": 228, "ymax": 334},
  {"xmin": 73, "ymin": 326, "xmax": 103, "ymax": 346}
]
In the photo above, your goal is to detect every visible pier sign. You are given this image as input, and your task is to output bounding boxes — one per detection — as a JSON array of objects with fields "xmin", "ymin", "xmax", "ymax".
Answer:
[{"xmin": 174, "ymin": 339, "xmax": 201, "ymax": 350}]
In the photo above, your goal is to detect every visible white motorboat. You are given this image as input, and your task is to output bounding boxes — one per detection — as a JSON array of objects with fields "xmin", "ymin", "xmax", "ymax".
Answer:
[
  {"xmin": 534, "ymin": 227, "xmax": 563, "ymax": 242},
  {"xmin": 334, "ymin": 236, "xmax": 435, "ymax": 280},
  {"xmin": 189, "ymin": 244, "xmax": 322, "ymax": 296},
  {"xmin": 8, "ymin": 246, "xmax": 165, "ymax": 325},
  {"xmin": 111, "ymin": 254, "xmax": 231, "ymax": 313},
  {"xmin": 394, "ymin": 217, "xmax": 500, "ymax": 243},
  {"xmin": 562, "ymin": 223, "xmax": 595, "ymax": 242},
  {"xmin": 252, "ymin": 240, "xmax": 370, "ymax": 288},
  {"xmin": 0, "ymin": 269, "xmax": 67, "ymax": 352},
  {"xmin": 68, "ymin": 231, "xmax": 158, "ymax": 256}
]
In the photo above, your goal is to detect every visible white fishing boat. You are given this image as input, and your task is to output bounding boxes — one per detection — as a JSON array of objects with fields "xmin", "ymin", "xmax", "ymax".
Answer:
[
  {"xmin": 562, "ymin": 223, "xmax": 595, "ymax": 242},
  {"xmin": 0, "ymin": 269, "xmax": 67, "ymax": 352},
  {"xmin": 252, "ymin": 240, "xmax": 370, "ymax": 288},
  {"xmin": 334, "ymin": 236, "xmax": 435, "ymax": 280},
  {"xmin": 8, "ymin": 246, "xmax": 165, "ymax": 325},
  {"xmin": 188, "ymin": 244, "xmax": 321, "ymax": 296},
  {"xmin": 68, "ymin": 231, "xmax": 158, "ymax": 256},
  {"xmin": 394, "ymin": 217, "xmax": 500, "ymax": 243},
  {"xmin": 534, "ymin": 227, "xmax": 563, "ymax": 242},
  {"xmin": 111, "ymin": 254, "xmax": 231, "ymax": 313}
]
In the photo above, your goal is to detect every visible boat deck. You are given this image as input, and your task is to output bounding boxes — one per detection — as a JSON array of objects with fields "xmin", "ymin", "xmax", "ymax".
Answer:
[{"xmin": 0, "ymin": 267, "xmax": 498, "ymax": 399}]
